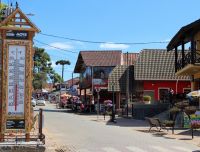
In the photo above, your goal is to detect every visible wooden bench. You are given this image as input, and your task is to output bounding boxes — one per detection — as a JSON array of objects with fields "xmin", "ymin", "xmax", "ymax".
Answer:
[{"xmin": 145, "ymin": 117, "xmax": 162, "ymax": 132}]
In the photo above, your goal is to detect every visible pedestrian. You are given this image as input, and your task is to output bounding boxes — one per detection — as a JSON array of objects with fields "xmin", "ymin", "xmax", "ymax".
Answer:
[{"xmin": 168, "ymin": 88, "xmax": 174, "ymax": 107}]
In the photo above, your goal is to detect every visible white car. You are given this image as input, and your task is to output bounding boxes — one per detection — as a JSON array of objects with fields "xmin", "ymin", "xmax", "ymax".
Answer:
[
  {"xmin": 36, "ymin": 98, "xmax": 46, "ymax": 106},
  {"xmin": 31, "ymin": 97, "xmax": 36, "ymax": 107}
]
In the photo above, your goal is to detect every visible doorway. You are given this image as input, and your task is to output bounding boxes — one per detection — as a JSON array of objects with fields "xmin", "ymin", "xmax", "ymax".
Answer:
[{"xmin": 159, "ymin": 88, "xmax": 169, "ymax": 102}]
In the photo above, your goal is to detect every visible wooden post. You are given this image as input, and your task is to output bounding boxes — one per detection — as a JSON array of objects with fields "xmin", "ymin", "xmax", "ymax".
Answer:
[
  {"xmin": 181, "ymin": 41, "xmax": 185, "ymax": 68},
  {"xmin": 0, "ymin": 8, "xmax": 40, "ymax": 143},
  {"xmin": 39, "ymin": 108, "xmax": 43, "ymax": 140},
  {"xmin": 84, "ymin": 89, "xmax": 86, "ymax": 104},
  {"xmin": 0, "ymin": 30, "xmax": 5, "ymax": 142},
  {"xmin": 175, "ymin": 47, "xmax": 178, "ymax": 72},
  {"xmin": 191, "ymin": 37, "xmax": 195, "ymax": 64}
]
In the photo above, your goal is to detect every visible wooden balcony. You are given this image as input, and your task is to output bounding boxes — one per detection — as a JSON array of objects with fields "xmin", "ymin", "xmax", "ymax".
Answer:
[{"xmin": 176, "ymin": 52, "xmax": 200, "ymax": 76}]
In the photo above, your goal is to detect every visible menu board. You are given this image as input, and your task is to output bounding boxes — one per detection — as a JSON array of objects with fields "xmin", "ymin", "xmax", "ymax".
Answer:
[{"xmin": 7, "ymin": 45, "xmax": 25, "ymax": 117}]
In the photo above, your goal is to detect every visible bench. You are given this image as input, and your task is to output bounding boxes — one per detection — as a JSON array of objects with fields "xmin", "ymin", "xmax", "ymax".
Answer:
[
  {"xmin": 145, "ymin": 117, "xmax": 162, "ymax": 132},
  {"xmin": 145, "ymin": 117, "xmax": 176, "ymax": 134}
]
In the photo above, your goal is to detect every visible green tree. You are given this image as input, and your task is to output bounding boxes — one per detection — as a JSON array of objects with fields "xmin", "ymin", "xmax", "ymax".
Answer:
[
  {"xmin": 55, "ymin": 60, "xmax": 71, "ymax": 81},
  {"xmin": 33, "ymin": 47, "xmax": 62, "ymax": 90},
  {"xmin": 0, "ymin": 3, "xmax": 7, "ymax": 20}
]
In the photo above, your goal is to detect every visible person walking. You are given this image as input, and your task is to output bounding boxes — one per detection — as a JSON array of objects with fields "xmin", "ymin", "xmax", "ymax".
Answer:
[{"xmin": 168, "ymin": 88, "xmax": 174, "ymax": 107}]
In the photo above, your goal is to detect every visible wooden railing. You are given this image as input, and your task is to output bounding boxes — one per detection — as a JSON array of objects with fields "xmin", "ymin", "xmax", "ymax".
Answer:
[{"xmin": 177, "ymin": 52, "xmax": 200, "ymax": 71}]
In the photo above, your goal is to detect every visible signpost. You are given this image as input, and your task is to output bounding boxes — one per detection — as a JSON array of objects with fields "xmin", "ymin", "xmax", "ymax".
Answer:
[{"xmin": 0, "ymin": 7, "xmax": 40, "ymax": 142}]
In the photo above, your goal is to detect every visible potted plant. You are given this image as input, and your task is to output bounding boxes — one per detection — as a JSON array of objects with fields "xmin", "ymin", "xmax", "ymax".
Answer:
[{"xmin": 143, "ymin": 95, "xmax": 151, "ymax": 104}]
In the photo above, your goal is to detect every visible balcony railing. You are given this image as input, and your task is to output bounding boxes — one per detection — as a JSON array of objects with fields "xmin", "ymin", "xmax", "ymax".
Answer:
[{"xmin": 177, "ymin": 52, "xmax": 200, "ymax": 71}]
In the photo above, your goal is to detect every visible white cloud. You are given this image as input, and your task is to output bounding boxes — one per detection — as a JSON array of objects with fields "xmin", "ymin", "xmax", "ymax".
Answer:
[
  {"xmin": 164, "ymin": 38, "xmax": 171, "ymax": 42},
  {"xmin": 100, "ymin": 42, "xmax": 130, "ymax": 49},
  {"xmin": 45, "ymin": 42, "xmax": 74, "ymax": 50}
]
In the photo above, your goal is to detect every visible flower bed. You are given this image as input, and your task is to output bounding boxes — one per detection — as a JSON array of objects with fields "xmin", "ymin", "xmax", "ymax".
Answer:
[{"xmin": 191, "ymin": 120, "xmax": 200, "ymax": 129}]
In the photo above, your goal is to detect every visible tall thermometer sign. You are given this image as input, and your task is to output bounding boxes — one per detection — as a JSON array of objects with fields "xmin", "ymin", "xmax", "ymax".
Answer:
[{"xmin": 8, "ymin": 45, "xmax": 25, "ymax": 117}]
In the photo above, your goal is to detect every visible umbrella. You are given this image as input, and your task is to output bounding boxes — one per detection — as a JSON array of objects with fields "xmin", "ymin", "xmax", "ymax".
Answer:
[
  {"xmin": 104, "ymin": 100, "xmax": 112, "ymax": 104},
  {"xmin": 187, "ymin": 90, "xmax": 200, "ymax": 109},
  {"xmin": 187, "ymin": 90, "xmax": 200, "ymax": 97}
]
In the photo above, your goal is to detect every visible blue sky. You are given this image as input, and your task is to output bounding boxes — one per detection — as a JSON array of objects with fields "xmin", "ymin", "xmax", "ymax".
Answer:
[{"xmin": 6, "ymin": 0, "xmax": 200, "ymax": 81}]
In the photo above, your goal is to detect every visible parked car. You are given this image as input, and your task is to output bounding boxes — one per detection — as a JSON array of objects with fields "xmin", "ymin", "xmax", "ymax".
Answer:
[
  {"xmin": 36, "ymin": 97, "xmax": 46, "ymax": 106},
  {"xmin": 31, "ymin": 97, "xmax": 36, "ymax": 107}
]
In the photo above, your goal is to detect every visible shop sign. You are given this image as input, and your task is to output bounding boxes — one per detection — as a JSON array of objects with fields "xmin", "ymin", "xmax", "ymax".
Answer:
[
  {"xmin": 6, "ymin": 31, "xmax": 28, "ymax": 40},
  {"xmin": 93, "ymin": 79, "xmax": 108, "ymax": 85},
  {"xmin": 6, "ymin": 119, "xmax": 25, "ymax": 129}
]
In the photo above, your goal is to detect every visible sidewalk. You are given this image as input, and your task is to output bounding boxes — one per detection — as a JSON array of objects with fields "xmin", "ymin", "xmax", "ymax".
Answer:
[{"xmin": 78, "ymin": 114, "xmax": 200, "ymax": 147}]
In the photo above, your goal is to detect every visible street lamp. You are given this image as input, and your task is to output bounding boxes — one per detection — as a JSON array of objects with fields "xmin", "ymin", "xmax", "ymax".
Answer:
[{"xmin": 111, "ymin": 83, "xmax": 116, "ymax": 123}]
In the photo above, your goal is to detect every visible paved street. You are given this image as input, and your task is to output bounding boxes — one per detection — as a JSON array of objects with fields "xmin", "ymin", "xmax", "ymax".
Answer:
[{"xmin": 37, "ymin": 103, "xmax": 200, "ymax": 152}]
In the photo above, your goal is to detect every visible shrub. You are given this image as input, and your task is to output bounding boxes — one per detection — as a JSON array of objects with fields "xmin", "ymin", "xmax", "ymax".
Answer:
[
  {"xmin": 143, "ymin": 95, "xmax": 151, "ymax": 101},
  {"xmin": 169, "ymin": 107, "xmax": 180, "ymax": 114}
]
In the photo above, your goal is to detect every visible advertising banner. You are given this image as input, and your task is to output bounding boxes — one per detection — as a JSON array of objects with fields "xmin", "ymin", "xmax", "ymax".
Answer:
[{"xmin": 7, "ymin": 45, "xmax": 26, "ymax": 117}]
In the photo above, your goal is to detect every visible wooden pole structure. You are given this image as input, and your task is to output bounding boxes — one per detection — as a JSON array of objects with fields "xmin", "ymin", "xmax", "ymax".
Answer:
[{"xmin": 0, "ymin": 7, "xmax": 40, "ymax": 142}]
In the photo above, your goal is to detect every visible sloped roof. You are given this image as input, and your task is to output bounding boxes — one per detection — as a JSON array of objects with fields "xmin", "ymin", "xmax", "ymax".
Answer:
[
  {"xmin": 74, "ymin": 50, "xmax": 122, "ymax": 73},
  {"xmin": 123, "ymin": 53, "xmax": 139, "ymax": 65},
  {"xmin": 0, "ymin": 8, "xmax": 40, "ymax": 32},
  {"xmin": 167, "ymin": 19, "xmax": 200, "ymax": 51},
  {"xmin": 65, "ymin": 77, "xmax": 79, "ymax": 87},
  {"xmin": 108, "ymin": 65, "xmax": 134, "ymax": 92},
  {"xmin": 134, "ymin": 49, "xmax": 190, "ymax": 81}
]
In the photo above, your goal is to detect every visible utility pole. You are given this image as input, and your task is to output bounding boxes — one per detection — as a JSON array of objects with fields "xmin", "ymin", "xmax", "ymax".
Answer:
[
  {"xmin": 91, "ymin": 66, "xmax": 94, "ymax": 113},
  {"xmin": 126, "ymin": 52, "xmax": 129, "ymax": 117},
  {"xmin": 112, "ymin": 83, "xmax": 116, "ymax": 123},
  {"xmin": 72, "ymin": 72, "xmax": 73, "ymax": 88}
]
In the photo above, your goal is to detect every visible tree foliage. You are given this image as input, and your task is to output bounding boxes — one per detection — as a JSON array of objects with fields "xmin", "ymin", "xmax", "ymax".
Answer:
[
  {"xmin": 55, "ymin": 60, "xmax": 71, "ymax": 66},
  {"xmin": 55, "ymin": 59, "xmax": 71, "ymax": 80},
  {"xmin": 33, "ymin": 47, "xmax": 62, "ymax": 90},
  {"xmin": 0, "ymin": 3, "xmax": 9, "ymax": 21}
]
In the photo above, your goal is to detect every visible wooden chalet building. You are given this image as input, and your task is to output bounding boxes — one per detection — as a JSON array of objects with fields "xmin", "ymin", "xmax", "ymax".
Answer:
[
  {"xmin": 167, "ymin": 19, "xmax": 200, "ymax": 91},
  {"xmin": 74, "ymin": 50, "xmax": 122, "ymax": 104},
  {"xmin": 74, "ymin": 50, "xmax": 139, "ymax": 106},
  {"xmin": 134, "ymin": 49, "xmax": 191, "ymax": 102}
]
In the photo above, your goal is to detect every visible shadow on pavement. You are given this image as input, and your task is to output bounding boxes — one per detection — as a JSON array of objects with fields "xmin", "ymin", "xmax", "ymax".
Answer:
[
  {"xmin": 177, "ymin": 129, "xmax": 200, "ymax": 138},
  {"xmin": 106, "ymin": 117, "xmax": 149, "ymax": 127},
  {"xmin": 34, "ymin": 109, "xmax": 68, "ymax": 113}
]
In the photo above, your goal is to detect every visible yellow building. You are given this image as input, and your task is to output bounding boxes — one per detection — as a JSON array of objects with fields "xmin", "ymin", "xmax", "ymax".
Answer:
[{"xmin": 167, "ymin": 19, "xmax": 200, "ymax": 91}]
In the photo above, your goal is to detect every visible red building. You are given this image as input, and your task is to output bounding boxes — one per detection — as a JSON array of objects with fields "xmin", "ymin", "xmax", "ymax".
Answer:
[{"xmin": 134, "ymin": 49, "xmax": 191, "ymax": 102}]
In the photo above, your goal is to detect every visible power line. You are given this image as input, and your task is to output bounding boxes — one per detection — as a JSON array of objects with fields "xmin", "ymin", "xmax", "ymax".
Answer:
[
  {"xmin": 34, "ymin": 39, "xmax": 78, "ymax": 54},
  {"xmin": 39, "ymin": 32, "xmax": 169, "ymax": 45}
]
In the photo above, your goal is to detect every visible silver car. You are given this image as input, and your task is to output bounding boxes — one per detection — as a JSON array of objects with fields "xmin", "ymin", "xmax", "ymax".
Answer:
[
  {"xmin": 31, "ymin": 97, "xmax": 36, "ymax": 107},
  {"xmin": 36, "ymin": 97, "xmax": 46, "ymax": 106}
]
